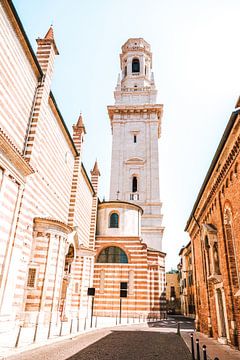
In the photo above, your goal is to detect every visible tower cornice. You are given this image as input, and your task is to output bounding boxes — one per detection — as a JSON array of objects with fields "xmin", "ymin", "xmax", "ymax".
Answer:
[
  {"xmin": 107, "ymin": 104, "xmax": 163, "ymax": 120},
  {"xmin": 108, "ymin": 104, "xmax": 163, "ymax": 138}
]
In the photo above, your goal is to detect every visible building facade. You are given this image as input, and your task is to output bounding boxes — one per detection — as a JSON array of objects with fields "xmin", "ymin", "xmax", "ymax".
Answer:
[
  {"xmin": 186, "ymin": 102, "xmax": 240, "ymax": 348},
  {"xmin": 178, "ymin": 242, "xmax": 195, "ymax": 318},
  {"xmin": 93, "ymin": 201, "xmax": 165, "ymax": 320},
  {"xmin": 0, "ymin": 1, "xmax": 166, "ymax": 334},
  {"xmin": 165, "ymin": 271, "xmax": 181, "ymax": 314},
  {"xmin": 0, "ymin": 0, "xmax": 96, "ymax": 330}
]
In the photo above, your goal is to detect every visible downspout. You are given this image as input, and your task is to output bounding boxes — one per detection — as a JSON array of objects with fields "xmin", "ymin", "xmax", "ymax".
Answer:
[
  {"xmin": 218, "ymin": 192, "xmax": 238, "ymax": 347},
  {"xmin": 193, "ymin": 215, "xmax": 213, "ymax": 337}
]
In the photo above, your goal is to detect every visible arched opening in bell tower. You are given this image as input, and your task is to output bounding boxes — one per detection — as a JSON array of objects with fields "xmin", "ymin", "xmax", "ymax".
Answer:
[{"xmin": 132, "ymin": 58, "xmax": 140, "ymax": 73}]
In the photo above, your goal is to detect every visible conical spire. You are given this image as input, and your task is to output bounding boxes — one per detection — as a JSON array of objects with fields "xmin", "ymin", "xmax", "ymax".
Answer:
[
  {"xmin": 91, "ymin": 160, "xmax": 100, "ymax": 176},
  {"xmin": 44, "ymin": 25, "xmax": 54, "ymax": 40},
  {"xmin": 74, "ymin": 113, "xmax": 86, "ymax": 134},
  {"xmin": 37, "ymin": 25, "xmax": 59, "ymax": 55}
]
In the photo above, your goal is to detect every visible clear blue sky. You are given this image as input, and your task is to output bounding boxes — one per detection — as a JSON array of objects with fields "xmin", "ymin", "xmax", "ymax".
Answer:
[{"xmin": 14, "ymin": 0, "xmax": 240, "ymax": 270}]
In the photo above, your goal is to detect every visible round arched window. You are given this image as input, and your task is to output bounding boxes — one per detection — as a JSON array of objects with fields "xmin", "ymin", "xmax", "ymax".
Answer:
[
  {"xmin": 109, "ymin": 212, "xmax": 119, "ymax": 228},
  {"xmin": 97, "ymin": 246, "xmax": 128, "ymax": 263}
]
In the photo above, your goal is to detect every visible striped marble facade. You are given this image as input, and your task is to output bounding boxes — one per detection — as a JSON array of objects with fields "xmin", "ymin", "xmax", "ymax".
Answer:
[
  {"xmin": 93, "ymin": 202, "xmax": 166, "ymax": 319},
  {"xmin": 0, "ymin": 0, "xmax": 97, "ymax": 328}
]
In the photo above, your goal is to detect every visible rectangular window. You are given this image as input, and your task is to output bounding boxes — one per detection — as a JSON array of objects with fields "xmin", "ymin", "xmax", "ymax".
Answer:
[
  {"xmin": 170, "ymin": 286, "xmax": 175, "ymax": 298},
  {"xmin": 134, "ymin": 135, "xmax": 137, "ymax": 143},
  {"xmin": 27, "ymin": 268, "xmax": 37, "ymax": 288}
]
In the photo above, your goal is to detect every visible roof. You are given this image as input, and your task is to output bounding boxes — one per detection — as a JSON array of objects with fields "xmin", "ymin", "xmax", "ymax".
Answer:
[
  {"xmin": 98, "ymin": 200, "xmax": 143, "ymax": 214},
  {"xmin": 147, "ymin": 247, "xmax": 166, "ymax": 256},
  {"xmin": 49, "ymin": 92, "xmax": 78, "ymax": 157},
  {"xmin": 185, "ymin": 108, "xmax": 240, "ymax": 231},
  {"xmin": 178, "ymin": 240, "xmax": 191, "ymax": 256},
  {"xmin": 4, "ymin": 0, "xmax": 43, "ymax": 79},
  {"xmin": 81, "ymin": 162, "xmax": 95, "ymax": 195}
]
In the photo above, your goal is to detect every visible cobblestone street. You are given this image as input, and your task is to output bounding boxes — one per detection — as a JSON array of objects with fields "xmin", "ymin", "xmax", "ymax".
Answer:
[{"xmin": 6, "ymin": 317, "xmax": 193, "ymax": 360}]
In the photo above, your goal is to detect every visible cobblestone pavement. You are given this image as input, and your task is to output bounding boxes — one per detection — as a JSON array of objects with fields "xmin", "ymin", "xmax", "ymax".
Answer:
[{"xmin": 7, "ymin": 319, "xmax": 192, "ymax": 360}]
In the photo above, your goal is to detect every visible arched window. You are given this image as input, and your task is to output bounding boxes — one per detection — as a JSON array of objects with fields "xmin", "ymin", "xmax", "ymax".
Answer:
[
  {"xmin": 205, "ymin": 236, "xmax": 211, "ymax": 276},
  {"xmin": 132, "ymin": 58, "xmax": 140, "ymax": 73},
  {"xmin": 132, "ymin": 176, "xmax": 137, "ymax": 192},
  {"xmin": 109, "ymin": 212, "xmax": 119, "ymax": 228},
  {"xmin": 97, "ymin": 246, "xmax": 128, "ymax": 263}
]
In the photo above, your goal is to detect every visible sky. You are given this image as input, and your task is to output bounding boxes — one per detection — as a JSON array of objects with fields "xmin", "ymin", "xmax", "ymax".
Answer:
[{"xmin": 14, "ymin": 0, "xmax": 240, "ymax": 270}]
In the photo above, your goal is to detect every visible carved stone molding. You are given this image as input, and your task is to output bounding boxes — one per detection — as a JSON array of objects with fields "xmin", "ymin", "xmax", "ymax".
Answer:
[{"xmin": 33, "ymin": 217, "xmax": 73, "ymax": 235}]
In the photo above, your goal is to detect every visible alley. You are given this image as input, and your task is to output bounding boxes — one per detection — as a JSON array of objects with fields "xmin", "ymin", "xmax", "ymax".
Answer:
[{"xmin": 7, "ymin": 317, "xmax": 193, "ymax": 360}]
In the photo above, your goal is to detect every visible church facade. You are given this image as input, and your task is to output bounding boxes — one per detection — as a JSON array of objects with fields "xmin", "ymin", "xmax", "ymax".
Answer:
[
  {"xmin": 93, "ymin": 39, "xmax": 166, "ymax": 321},
  {"xmin": 0, "ymin": 0, "xmax": 166, "ymax": 335}
]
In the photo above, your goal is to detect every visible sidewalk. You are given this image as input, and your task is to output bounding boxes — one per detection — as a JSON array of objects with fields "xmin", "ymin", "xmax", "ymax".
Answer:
[
  {"xmin": 181, "ymin": 330, "xmax": 240, "ymax": 360},
  {"xmin": 0, "ymin": 316, "xmax": 146, "ymax": 359}
]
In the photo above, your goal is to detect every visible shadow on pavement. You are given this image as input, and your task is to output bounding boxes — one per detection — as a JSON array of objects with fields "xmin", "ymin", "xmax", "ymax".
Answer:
[
  {"xmin": 66, "ymin": 330, "xmax": 192, "ymax": 360},
  {"xmin": 147, "ymin": 315, "xmax": 195, "ymax": 330}
]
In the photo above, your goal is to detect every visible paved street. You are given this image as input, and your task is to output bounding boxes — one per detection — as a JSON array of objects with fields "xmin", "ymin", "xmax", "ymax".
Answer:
[{"xmin": 7, "ymin": 317, "xmax": 193, "ymax": 360}]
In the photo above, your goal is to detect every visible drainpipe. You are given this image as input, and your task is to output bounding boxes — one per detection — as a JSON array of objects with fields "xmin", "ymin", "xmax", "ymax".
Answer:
[
  {"xmin": 218, "ymin": 193, "xmax": 238, "ymax": 348},
  {"xmin": 193, "ymin": 215, "xmax": 213, "ymax": 337}
]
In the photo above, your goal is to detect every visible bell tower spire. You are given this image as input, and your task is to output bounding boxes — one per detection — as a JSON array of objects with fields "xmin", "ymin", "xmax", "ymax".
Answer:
[{"xmin": 108, "ymin": 38, "xmax": 164, "ymax": 251}]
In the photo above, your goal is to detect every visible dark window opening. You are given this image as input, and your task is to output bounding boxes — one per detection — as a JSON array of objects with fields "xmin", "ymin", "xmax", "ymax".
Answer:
[
  {"xmin": 134, "ymin": 135, "xmax": 137, "ymax": 143},
  {"xmin": 132, "ymin": 58, "xmax": 140, "ymax": 73},
  {"xmin": 97, "ymin": 246, "xmax": 128, "ymax": 263},
  {"xmin": 124, "ymin": 66, "xmax": 127, "ymax": 77},
  {"xmin": 170, "ymin": 286, "xmax": 176, "ymax": 298},
  {"xmin": 27, "ymin": 268, "xmax": 36, "ymax": 288},
  {"xmin": 145, "ymin": 65, "xmax": 147, "ymax": 75},
  {"xmin": 109, "ymin": 212, "xmax": 119, "ymax": 228},
  {"xmin": 132, "ymin": 176, "xmax": 137, "ymax": 192}
]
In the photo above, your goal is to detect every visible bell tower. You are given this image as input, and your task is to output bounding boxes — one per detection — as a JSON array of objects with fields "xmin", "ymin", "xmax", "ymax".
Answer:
[{"xmin": 108, "ymin": 38, "xmax": 164, "ymax": 251}]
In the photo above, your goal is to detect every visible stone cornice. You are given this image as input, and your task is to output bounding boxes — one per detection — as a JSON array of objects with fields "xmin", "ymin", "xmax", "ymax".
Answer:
[
  {"xmin": 78, "ymin": 245, "xmax": 95, "ymax": 256},
  {"xmin": 34, "ymin": 217, "xmax": 73, "ymax": 234},
  {"xmin": 98, "ymin": 200, "xmax": 143, "ymax": 214},
  {"xmin": 107, "ymin": 104, "xmax": 163, "ymax": 121},
  {"xmin": 0, "ymin": 127, "xmax": 34, "ymax": 177}
]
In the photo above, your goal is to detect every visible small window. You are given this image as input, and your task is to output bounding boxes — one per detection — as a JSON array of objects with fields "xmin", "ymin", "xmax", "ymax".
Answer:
[
  {"xmin": 109, "ymin": 212, "xmax": 119, "ymax": 228},
  {"xmin": 124, "ymin": 66, "xmax": 127, "ymax": 77},
  {"xmin": 134, "ymin": 135, "xmax": 137, "ymax": 143},
  {"xmin": 27, "ymin": 268, "xmax": 37, "ymax": 288},
  {"xmin": 170, "ymin": 286, "xmax": 175, "ymax": 298},
  {"xmin": 145, "ymin": 65, "xmax": 147, "ymax": 75},
  {"xmin": 132, "ymin": 176, "xmax": 137, "ymax": 192},
  {"xmin": 132, "ymin": 58, "xmax": 140, "ymax": 73}
]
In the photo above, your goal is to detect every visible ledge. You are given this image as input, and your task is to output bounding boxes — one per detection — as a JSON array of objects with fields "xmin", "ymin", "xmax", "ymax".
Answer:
[{"xmin": 0, "ymin": 127, "xmax": 34, "ymax": 177}]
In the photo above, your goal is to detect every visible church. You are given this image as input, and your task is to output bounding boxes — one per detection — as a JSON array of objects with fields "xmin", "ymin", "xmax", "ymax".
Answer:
[{"xmin": 0, "ymin": 0, "xmax": 166, "ymax": 335}]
